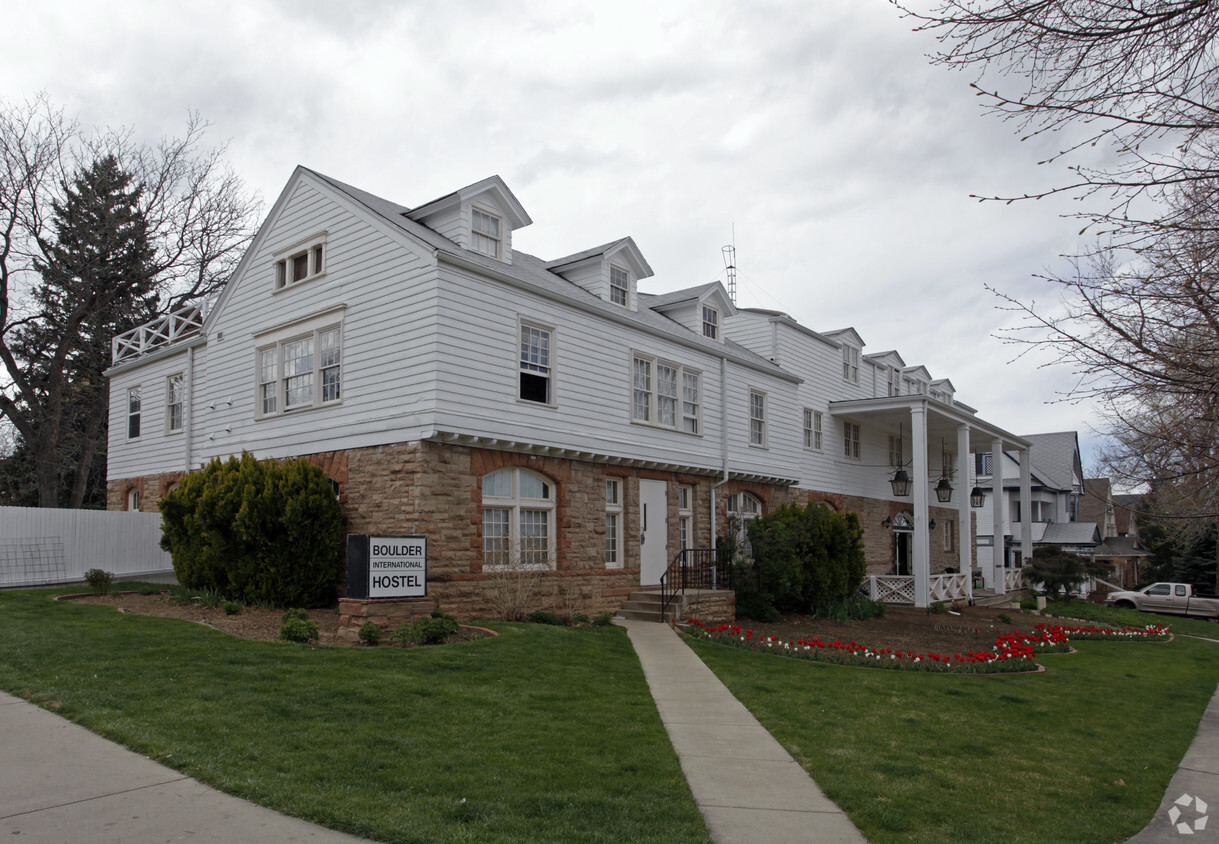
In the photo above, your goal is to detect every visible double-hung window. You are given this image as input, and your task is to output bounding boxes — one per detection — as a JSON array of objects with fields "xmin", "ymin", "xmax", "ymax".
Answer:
[
  {"xmin": 702, "ymin": 306, "xmax": 719, "ymax": 340},
  {"xmin": 842, "ymin": 345, "xmax": 860, "ymax": 384},
  {"xmin": 605, "ymin": 478, "xmax": 623, "ymax": 568},
  {"xmin": 889, "ymin": 434, "xmax": 903, "ymax": 468},
  {"xmin": 126, "ymin": 387, "xmax": 142, "ymax": 439},
  {"xmin": 844, "ymin": 421, "xmax": 861, "ymax": 460},
  {"xmin": 472, "ymin": 208, "xmax": 501, "ymax": 258},
  {"xmin": 519, "ymin": 323, "xmax": 552, "ymax": 404},
  {"xmin": 804, "ymin": 408, "xmax": 823, "ymax": 450},
  {"xmin": 255, "ymin": 308, "xmax": 344, "ymax": 417},
  {"xmin": 166, "ymin": 374, "xmax": 185, "ymax": 433},
  {"xmin": 749, "ymin": 390, "xmax": 767, "ymax": 447},
  {"xmin": 610, "ymin": 265, "xmax": 629, "ymax": 307},
  {"xmin": 274, "ymin": 235, "xmax": 326, "ymax": 290},
  {"xmin": 631, "ymin": 353, "xmax": 700, "ymax": 434}
]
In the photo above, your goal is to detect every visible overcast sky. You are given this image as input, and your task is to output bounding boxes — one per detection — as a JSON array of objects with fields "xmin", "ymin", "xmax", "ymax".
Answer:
[{"xmin": 3, "ymin": 0, "xmax": 1114, "ymax": 468}]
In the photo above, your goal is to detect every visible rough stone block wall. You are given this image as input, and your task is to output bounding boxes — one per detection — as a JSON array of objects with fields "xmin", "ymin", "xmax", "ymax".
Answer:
[{"xmin": 682, "ymin": 593, "xmax": 736, "ymax": 624}]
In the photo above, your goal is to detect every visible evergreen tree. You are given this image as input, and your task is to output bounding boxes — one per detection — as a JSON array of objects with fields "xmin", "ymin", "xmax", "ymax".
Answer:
[{"xmin": 8, "ymin": 156, "xmax": 157, "ymax": 507}]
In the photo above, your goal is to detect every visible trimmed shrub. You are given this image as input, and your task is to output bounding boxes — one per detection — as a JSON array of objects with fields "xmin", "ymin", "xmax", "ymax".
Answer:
[
  {"xmin": 358, "ymin": 621, "xmax": 382, "ymax": 646},
  {"xmin": 592, "ymin": 612, "xmax": 615, "ymax": 627},
  {"xmin": 733, "ymin": 502, "xmax": 866, "ymax": 619},
  {"xmin": 392, "ymin": 613, "xmax": 459, "ymax": 646},
  {"xmin": 222, "ymin": 600, "xmax": 243, "ymax": 615},
  {"xmin": 159, "ymin": 452, "xmax": 342, "ymax": 608},
  {"xmin": 280, "ymin": 615, "xmax": 319, "ymax": 643},
  {"xmin": 525, "ymin": 610, "xmax": 564, "ymax": 626}
]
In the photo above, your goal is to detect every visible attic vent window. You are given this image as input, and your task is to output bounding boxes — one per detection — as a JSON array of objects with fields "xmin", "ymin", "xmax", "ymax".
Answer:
[
  {"xmin": 702, "ymin": 306, "xmax": 719, "ymax": 340},
  {"xmin": 472, "ymin": 208, "xmax": 501, "ymax": 258},
  {"xmin": 610, "ymin": 265, "xmax": 629, "ymax": 307},
  {"xmin": 274, "ymin": 237, "xmax": 326, "ymax": 290}
]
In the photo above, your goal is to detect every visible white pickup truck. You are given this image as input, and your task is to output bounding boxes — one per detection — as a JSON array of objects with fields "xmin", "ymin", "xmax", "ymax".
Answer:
[{"xmin": 1106, "ymin": 582, "xmax": 1219, "ymax": 620}]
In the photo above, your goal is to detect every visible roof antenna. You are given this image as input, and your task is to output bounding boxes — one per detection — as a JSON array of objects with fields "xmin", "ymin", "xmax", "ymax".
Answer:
[{"xmin": 722, "ymin": 225, "xmax": 737, "ymax": 305}]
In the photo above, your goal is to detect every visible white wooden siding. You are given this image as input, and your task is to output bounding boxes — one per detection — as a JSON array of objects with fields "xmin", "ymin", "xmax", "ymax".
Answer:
[{"xmin": 107, "ymin": 347, "xmax": 194, "ymax": 479}]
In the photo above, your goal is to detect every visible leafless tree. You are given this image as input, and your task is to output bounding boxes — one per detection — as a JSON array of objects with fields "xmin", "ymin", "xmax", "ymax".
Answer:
[
  {"xmin": 0, "ymin": 92, "xmax": 260, "ymax": 507},
  {"xmin": 896, "ymin": 2, "xmax": 1219, "ymax": 539}
]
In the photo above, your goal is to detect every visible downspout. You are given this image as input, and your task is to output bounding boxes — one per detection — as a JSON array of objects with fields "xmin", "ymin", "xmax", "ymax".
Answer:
[
  {"xmin": 184, "ymin": 344, "xmax": 194, "ymax": 472},
  {"xmin": 710, "ymin": 356, "xmax": 730, "ymax": 587}
]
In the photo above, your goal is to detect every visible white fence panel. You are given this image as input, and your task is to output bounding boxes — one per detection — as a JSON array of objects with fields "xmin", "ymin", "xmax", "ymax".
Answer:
[{"xmin": 0, "ymin": 506, "xmax": 174, "ymax": 588}]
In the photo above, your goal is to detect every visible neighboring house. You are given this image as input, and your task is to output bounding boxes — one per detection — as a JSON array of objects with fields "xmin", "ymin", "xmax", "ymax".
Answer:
[
  {"xmin": 1082, "ymin": 479, "xmax": 1148, "ymax": 588},
  {"xmin": 106, "ymin": 167, "xmax": 1038, "ymax": 618},
  {"xmin": 970, "ymin": 431, "xmax": 1100, "ymax": 584}
]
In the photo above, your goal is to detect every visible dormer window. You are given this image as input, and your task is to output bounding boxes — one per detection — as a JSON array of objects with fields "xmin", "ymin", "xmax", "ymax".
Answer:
[
  {"xmin": 471, "ymin": 208, "xmax": 501, "ymax": 258},
  {"xmin": 274, "ymin": 237, "xmax": 326, "ymax": 290},
  {"xmin": 610, "ymin": 265, "xmax": 630, "ymax": 306},
  {"xmin": 842, "ymin": 345, "xmax": 860, "ymax": 384},
  {"xmin": 702, "ymin": 306, "xmax": 719, "ymax": 340}
]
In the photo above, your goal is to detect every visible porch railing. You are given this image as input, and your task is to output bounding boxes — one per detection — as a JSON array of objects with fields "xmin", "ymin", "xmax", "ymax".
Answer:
[
  {"xmin": 1005, "ymin": 569, "xmax": 1025, "ymax": 591},
  {"xmin": 929, "ymin": 572, "xmax": 970, "ymax": 603},
  {"xmin": 861, "ymin": 575, "xmax": 916, "ymax": 605},
  {"xmin": 659, "ymin": 548, "xmax": 720, "ymax": 622}
]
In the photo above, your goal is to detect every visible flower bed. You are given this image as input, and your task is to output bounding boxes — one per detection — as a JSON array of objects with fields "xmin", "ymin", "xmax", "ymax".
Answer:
[{"xmin": 683, "ymin": 618, "xmax": 1168, "ymax": 674}]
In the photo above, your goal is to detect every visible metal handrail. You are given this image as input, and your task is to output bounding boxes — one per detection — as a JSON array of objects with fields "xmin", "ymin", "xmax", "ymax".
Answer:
[{"xmin": 659, "ymin": 548, "xmax": 719, "ymax": 622}]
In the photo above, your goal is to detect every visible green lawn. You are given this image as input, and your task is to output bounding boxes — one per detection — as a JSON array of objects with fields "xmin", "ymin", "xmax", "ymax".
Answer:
[
  {"xmin": 0, "ymin": 586, "xmax": 711, "ymax": 844},
  {"xmin": 686, "ymin": 604, "xmax": 1219, "ymax": 844}
]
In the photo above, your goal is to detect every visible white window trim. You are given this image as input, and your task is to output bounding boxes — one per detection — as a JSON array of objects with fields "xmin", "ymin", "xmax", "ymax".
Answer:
[
  {"xmin": 749, "ymin": 389, "xmax": 768, "ymax": 449},
  {"xmin": 482, "ymin": 467, "xmax": 556, "ymax": 571},
  {"xmin": 126, "ymin": 386, "xmax": 142, "ymax": 441},
  {"xmin": 471, "ymin": 205, "xmax": 503, "ymax": 259},
  {"xmin": 272, "ymin": 231, "xmax": 328, "ymax": 292},
  {"xmin": 842, "ymin": 344, "xmax": 860, "ymax": 385},
  {"xmin": 609, "ymin": 263, "xmax": 630, "ymax": 308},
  {"xmin": 126, "ymin": 487, "xmax": 140, "ymax": 511},
  {"xmin": 702, "ymin": 305, "xmax": 720, "ymax": 341},
  {"xmin": 254, "ymin": 306, "xmax": 346, "ymax": 419},
  {"xmin": 678, "ymin": 484, "xmax": 693, "ymax": 550},
  {"xmin": 605, "ymin": 478, "xmax": 624, "ymax": 569},
  {"xmin": 518, "ymin": 318, "xmax": 556, "ymax": 407},
  {"xmin": 803, "ymin": 408, "xmax": 823, "ymax": 451},
  {"xmin": 165, "ymin": 372, "xmax": 185, "ymax": 435},
  {"xmin": 843, "ymin": 420, "xmax": 861, "ymax": 461},
  {"xmin": 629, "ymin": 350, "xmax": 702, "ymax": 435}
]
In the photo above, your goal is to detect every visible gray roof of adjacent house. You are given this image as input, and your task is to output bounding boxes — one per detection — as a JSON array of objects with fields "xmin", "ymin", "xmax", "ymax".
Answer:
[
  {"xmin": 1009, "ymin": 521, "xmax": 1099, "ymax": 546},
  {"xmin": 1022, "ymin": 432, "xmax": 1082, "ymax": 492}
]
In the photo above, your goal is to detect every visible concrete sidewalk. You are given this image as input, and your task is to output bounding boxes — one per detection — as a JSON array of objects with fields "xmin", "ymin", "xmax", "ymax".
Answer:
[
  {"xmin": 0, "ymin": 690, "xmax": 368, "ymax": 844},
  {"xmin": 618, "ymin": 619, "xmax": 867, "ymax": 844}
]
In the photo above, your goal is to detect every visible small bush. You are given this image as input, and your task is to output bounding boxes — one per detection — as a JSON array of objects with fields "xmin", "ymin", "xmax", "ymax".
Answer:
[
  {"xmin": 393, "ymin": 613, "xmax": 459, "ymax": 646},
  {"xmin": 222, "ymin": 600, "xmax": 243, "ymax": 615},
  {"xmin": 431, "ymin": 607, "xmax": 457, "ymax": 623},
  {"xmin": 137, "ymin": 584, "xmax": 161, "ymax": 596},
  {"xmin": 358, "ymin": 621, "xmax": 382, "ymax": 646},
  {"xmin": 571, "ymin": 612, "xmax": 592, "ymax": 626},
  {"xmin": 592, "ymin": 612, "xmax": 615, "ymax": 627},
  {"xmin": 997, "ymin": 612, "xmax": 1013, "ymax": 624},
  {"xmin": 84, "ymin": 569, "xmax": 114, "ymax": 596},
  {"xmin": 167, "ymin": 584, "xmax": 224, "ymax": 607},
  {"xmin": 525, "ymin": 610, "xmax": 564, "ymax": 626},
  {"xmin": 928, "ymin": 601, "xmax": 947, "ymax": 615},
  {"xmin": 282, "ymin": 608, "xmax": 311, "ymax": 624},
  {"xmin": 280, "ymin": 616, "xmax": 319, "ymax": 643}
]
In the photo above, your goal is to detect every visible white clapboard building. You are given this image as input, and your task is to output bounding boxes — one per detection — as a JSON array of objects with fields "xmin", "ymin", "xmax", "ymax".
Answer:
[{"xmin": 106, "ymin": 167, "xmax": 1039, "ymax": 619}]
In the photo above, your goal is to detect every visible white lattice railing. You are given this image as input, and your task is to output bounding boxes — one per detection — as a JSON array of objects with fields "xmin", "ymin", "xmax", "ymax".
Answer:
[
  {"xmin": 863, "ymin": 575, "xmax": 916, "ymax": 605},
  {"xmin": 112, "ymin": 304, "xmax": 205, "ymax": 363},
  {"xmin": 929, "ymin": 573, "xmax": 969, "ymax": 602},
  {"xmin": 1005, "ymin": 569, "xmax": 1025, "ymax": 591}
]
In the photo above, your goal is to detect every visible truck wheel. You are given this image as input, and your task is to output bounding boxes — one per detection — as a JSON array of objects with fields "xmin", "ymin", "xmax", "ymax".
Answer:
[{"xmin": 1114, "ymin": 600, "xmax": 1135, "ymax": 610}]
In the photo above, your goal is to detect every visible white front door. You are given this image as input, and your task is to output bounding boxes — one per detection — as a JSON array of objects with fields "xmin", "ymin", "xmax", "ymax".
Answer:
[{"xmin": 639, "ymin": 479, "xmax": 668, "ymax": 586}]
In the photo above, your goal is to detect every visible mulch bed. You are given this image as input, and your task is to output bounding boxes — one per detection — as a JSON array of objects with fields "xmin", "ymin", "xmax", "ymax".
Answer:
[{"xmin": 61, "ymin": 592, "xmax": 488, "ymax": 647}]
